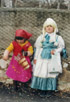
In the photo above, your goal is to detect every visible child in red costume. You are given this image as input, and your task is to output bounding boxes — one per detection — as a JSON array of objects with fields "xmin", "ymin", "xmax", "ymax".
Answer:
[{"xmin": 3, "ymin": 29, "xmax": 33, "ymax": 91}]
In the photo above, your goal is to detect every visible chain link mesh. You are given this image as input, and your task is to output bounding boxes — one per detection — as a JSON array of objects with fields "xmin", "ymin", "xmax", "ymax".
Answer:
[{"xmin": 0, "ymin": 8, "xmax": 70, "ymax": 56}]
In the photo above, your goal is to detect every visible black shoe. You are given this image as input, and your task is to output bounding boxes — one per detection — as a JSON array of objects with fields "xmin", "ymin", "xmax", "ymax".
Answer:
[
  {"xmin": 46, "ymin": 91, "xmax": 52, "ymax": 98},
  {"xmin": 13, "ymin": 81, "xmax": 19, "ymax": 92},
  {"xmin": 14, "ymin": 86, "xmax": 19, "ymax": 92},
  {"xmin": 40, "ymin": 91, "xmax": 47, "ymax": 98}
]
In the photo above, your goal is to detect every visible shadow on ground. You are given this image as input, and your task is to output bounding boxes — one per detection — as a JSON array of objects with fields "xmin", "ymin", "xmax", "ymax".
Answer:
[{"xmin": 0, "ymin": 82, "xmax": 70, "ymax": 102}]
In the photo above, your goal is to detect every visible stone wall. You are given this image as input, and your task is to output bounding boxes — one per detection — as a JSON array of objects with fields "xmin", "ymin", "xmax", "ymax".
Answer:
[
  {"xmin": 0, "ymin": 8, "xmax": 70, "ymax": 91},
  {"xmin": 0, "ymin": 8, "xmax": 70, "ymax": 55}
]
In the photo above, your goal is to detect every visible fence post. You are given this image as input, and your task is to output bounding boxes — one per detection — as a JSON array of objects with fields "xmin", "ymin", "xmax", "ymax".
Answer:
[
  {"xmin": 68, "ymin": 1, "xmax": 70, "ymax": 10},
  {"xmin": 57, "ymin": 0, "xmax": 60, "ymax": 9},
  {"xmin": 39, "ymin": 1, "xmax": 42, "ymax": 8},
  {"xmin": 1, "ymin": 0, "xmax": 4, "ymax": 7},
  {"xmin": 13, "ymin": 0, "xmax": 17, "ymax": 7}
]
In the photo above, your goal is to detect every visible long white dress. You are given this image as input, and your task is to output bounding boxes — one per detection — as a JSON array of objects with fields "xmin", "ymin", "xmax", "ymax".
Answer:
[{"xmin": 31, "ymin": 33, "xmax": 65, "ymax": 90}]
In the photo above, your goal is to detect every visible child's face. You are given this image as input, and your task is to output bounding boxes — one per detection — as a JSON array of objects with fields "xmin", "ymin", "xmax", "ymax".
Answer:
[
  {"xmin": 45, "ymin": 25, "xmax": 54, "ymax": 34},
  {"xmin": 16, "ymin": 39, "xmax": 25, "ymax": 44}
]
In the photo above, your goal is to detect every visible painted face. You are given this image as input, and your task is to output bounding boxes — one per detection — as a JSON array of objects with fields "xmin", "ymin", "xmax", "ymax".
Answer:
[
  {"xmin": 16, "ymin": 39, "xmax": 25, "ymax": 44},
  {"xmin": 15, "ymin": 36, "xmax": 25, "ymax": 44},
  {"xmin": 45, "ymin": 25, "xmax": 54, "ymax": 34}
]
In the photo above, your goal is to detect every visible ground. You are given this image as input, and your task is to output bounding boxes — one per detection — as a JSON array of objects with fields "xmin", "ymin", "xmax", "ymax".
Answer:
[{"xmin": 0, "ymin": 82, "xmax": 70, "ymax": 102}]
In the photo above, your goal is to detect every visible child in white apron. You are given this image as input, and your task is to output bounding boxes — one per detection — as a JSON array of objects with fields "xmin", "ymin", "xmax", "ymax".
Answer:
[{"xmin": 31, "ymin": 18, "xmax": 66, "ymax": 97}]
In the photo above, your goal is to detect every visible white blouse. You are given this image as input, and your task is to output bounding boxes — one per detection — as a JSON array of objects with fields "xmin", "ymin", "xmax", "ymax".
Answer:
[{"xmin": 34, "ymin": 33, "xmax": 65, "ymax": 60}]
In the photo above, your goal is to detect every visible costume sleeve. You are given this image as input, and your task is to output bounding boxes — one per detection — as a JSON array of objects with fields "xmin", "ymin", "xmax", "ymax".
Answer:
[
  {"xmin": 3, "ymin": 43, "xmax": 14, "ymax": 60},
  {"xmin": 28, "ymin": 46, "xmax": 33, "ymax": 55},
  {"xmin": 34, "ymin": 35, "xmax": 43, "ymax": 48},
  {"xmin": 55, "ymin": 36, "xmax": 65, "ymax": 53},
  {"xmin": 34, "ymin": 35, "xmax": 42, "ymax": 59},
  {"xmin": 6, "ymin": 43, "xmax": 14, "ymax": 53}
]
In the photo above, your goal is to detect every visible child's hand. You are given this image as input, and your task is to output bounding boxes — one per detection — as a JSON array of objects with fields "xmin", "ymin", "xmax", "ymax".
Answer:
[
  {"xmin": 3, "ymin": 50, "xmax": 9, "ymax": 61},
  {"xmin": 3, "ymin": 56, "xmax": 8, "ymax": 61},
  {"xmin": 51, "ymin": 50, "xmax": 55, "ymax": 55},
  {"xmin": 24, "ymin": 51, "xmax": 28, "ymax": 56},
  {"xmin": 23, "ymin": 51, "xmax": 32, "ymax": 56},
  {"xmin": 33, "ymin": 59, "xmax": 36, "ymax": 64}
]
